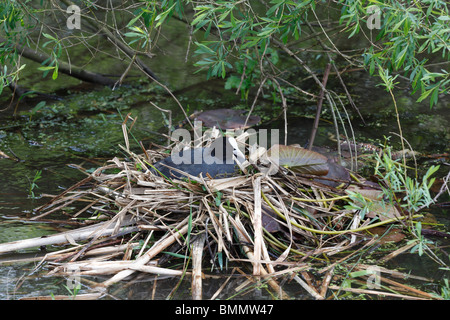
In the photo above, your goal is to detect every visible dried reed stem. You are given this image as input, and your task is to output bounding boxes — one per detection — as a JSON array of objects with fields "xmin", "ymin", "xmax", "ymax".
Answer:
[{"xmin": 191, "ymin": 233, "xmax": 206, "ymax": 300}]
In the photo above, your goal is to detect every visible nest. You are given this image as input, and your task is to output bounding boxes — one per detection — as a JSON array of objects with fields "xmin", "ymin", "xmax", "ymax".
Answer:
[{"xmin": 2, "ymin": 129, "xmax": 439, "ymax": 300}]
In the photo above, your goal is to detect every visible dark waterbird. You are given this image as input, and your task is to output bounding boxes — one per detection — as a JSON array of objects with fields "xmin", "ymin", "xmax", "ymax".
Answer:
[{"xmin": 151, "ymin": 137, "xmax": 241, "ymax": 179}]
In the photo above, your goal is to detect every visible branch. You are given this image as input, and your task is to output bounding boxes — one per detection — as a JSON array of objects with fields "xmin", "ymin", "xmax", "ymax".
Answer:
[
  {"xmin": 308, "ymin": 63, "xmax": 331, "ymax": 150},
  {"xmin": 1, "ymin": 37, "xmax": 116, "ymax": 86},
  {"xmin": 60, "ymin": 0, "xmax": 158, "ymax": 80}
]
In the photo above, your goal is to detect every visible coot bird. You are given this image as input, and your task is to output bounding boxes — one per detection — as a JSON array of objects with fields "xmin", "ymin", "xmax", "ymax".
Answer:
[{"xmin": 150, "ymin": 137, "xmax": 242, "ymax": 179}]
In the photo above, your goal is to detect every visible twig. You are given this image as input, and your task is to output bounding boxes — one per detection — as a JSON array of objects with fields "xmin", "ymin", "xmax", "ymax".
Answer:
[
  {"xmin": 150, "ymin": 101, "xmax": 172, "ymax": 146},
  {"xmin": 210, "ymin": 268, "xmax": 236, "ymax": 300},
  {"xmin": 328, "ymin": 285, "xmax": 429, "ymax": 300},
  {"xmin": 252, "ymin": 176, "xmax": 263, "ymax": 276},
  {"xmin": 293, "ymin": 274, "xmax": 324, "ymax": 300},
  {"xmin": 20, "ymin": 293, "xmax": 103, "ymax": 300},
  {"xmin": 0, "ymin": 222, "xmax": 137, "ymax": 254},
  {"xmin": 31, "ymin": 175, "xmax": 93, "ymax": 217},
  {"xmin": 417, "ymin": 170, "xmax": 450, "ymax": 212},
  {"xmin": 376, "ymin": 274, "xmax": 441, "ymax": 300},
  {"xmin": 308, "ymin": 63, "xmax": 331, "ymax": 150},
  {"xmin": 244, "ymin": 77, "xmax": 268, "ymax": 129},
  {"xmin": 320, "ymin": 266, "xmax": 334, "ymax": 298},
  {"xmin": 376, "ymin": 241, "xmax": 418, "ymax": 264},
  {"xmin": 102, "ymin": 214, "xmax": 203, "ymax": 287}
]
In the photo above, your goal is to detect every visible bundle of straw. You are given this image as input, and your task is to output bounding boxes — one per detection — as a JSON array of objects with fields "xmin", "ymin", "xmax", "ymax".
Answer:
[{"xmin": 0, "ymin": 129, "xmax": 435, "ymax": 300}]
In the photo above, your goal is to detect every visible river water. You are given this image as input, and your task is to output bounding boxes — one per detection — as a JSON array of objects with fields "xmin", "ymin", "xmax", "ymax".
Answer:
[{"xmin": 0, "ymin": 14, "xmax": 448, "ymax": 300}]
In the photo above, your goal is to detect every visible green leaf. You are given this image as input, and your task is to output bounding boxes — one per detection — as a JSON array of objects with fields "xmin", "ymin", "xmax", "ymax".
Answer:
[
  {"xmin": 421, "ymin": 72, "xmax": 445, "ymax": 81},
  {"xmin": 395, "ymin": 46, "xmax": 408, "ymax": 69},
  {"xmin": 52, "ymin": 64, "xmax": 58, "ymax": 80},
  {"xmin": 257, "ymin": 26, "xmax": 277, "ymax": 37},
  {"xmin": 221, "ymin": 61, "xmax": 226, "ymax": 78},
  {"xmin": 418, "ymin": 39, "xmax": 430, "ymax": 53},
  {"xmin": 416, "ymin": 88, "xmax": 433, "ymax": 103},
  {"xmin": 161, "ymin": 251, "xmax": 188, "ymax": 259},
  {"xmin": 32, "ymin": 101, "xmax": 47, "ymax": 113},
  {"xmin": 124, "ymin": 32, "xmax": 144, "ymax": 38},
  {"xmin": 267, "ymin": 2, "xmax": 283, "ymax": 16},
  {"xmin": 194, "ymin": 42, "xmax": 216, "ymax": 55},
  {"xmin": 430, "ymin": 86, "xmax": 439, "ymax": 107},
  {"xmin": 126, "ymin": 12, "xmax": 143, "ymax": 27},
  {"xmin": 348, "ymin": 22, "xmax": 360, "ymax": 38},
  {"xmin": 204, "ymin": 21, "xmax": 212, "ymax": 39},
  {"xmin": 194, "ymin": 59, "xmax": 214, "ymax": 66},
  {"xmin": 155, "ymin": 3, "xmax": 175, "ymax": 27},
  {"xmin": 42, "ymin": 33, "xmax": 57, "ymax": 41},
  {"xmin": 241, "ymin": 38, "xmax": 260, "ymax": 49},
  {"xmin": 369, "ymin": 58, "xmax": 376, "ymax": 75},
  {"xmin": 191, "ymin": 12, "xmax": 208, "ymax": 26},
  {"xmin": 225, "ymin": 75, "xmax": 241, "ymax": 90},
  {"xmin": 133, "ymin": 26, "xmax": 145, "ymax": 33},
  {"xmin": 37, "ymin": 66, "xmax": 55, "ymax": 71},
  {"xmin": 390, "ymin": 17, "xmax": 406, "ymax": 33},
  {"xmin": 215, "ymin": 192, "xmax": 223, "ymax": 206}
]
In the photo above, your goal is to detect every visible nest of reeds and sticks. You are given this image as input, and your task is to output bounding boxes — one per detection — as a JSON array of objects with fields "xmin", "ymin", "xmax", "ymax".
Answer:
[{"xmin": 2, "ymin": 122, "xmax": 443, "ymax": 300}]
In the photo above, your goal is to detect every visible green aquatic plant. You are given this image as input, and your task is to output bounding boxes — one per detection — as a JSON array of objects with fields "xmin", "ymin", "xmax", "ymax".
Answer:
[
  {"xmin": 373, "ymin": 147, "xmax": 446, "ymax": 266},
  {"xmin": 27, "ymin": 169, "xmax": 42, "ymax": 199},
  {"xmin": 374, "ymin": 147, "xmax": 439, "ymax": 213},
  {"xmin": 439, "ymin": 278, "xmax": 450, "ymax": 300},
  {"xmin": 63, "ymin": 282, "xmax": 81, "ymax": 300},
  {"xmin": 407, "ymin": 221, "xmax": 434, "ymax": 257}
]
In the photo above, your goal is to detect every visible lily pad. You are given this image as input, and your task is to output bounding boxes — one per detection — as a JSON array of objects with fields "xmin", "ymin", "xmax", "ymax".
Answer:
[
  {"xmin": 195, "ymin": 109, "xmax": 261, "ymax": 129},
  {"xmin": 267, "ymin": 144, "xmax": 329, "ymax": 175}
]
